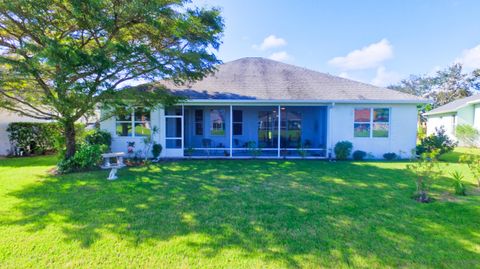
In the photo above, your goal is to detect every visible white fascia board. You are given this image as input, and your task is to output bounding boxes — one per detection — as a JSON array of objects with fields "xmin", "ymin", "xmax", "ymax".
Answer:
[{"xmin": 181, "ymin": 99, "xmax": 429, "ymax": 106}]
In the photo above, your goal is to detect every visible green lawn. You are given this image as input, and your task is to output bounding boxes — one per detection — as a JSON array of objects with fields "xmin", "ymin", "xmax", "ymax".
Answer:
[
  {"xmin": 439, "ymin": 147, "xmax": 480, "ymax": 163},
  {"xmin": 0, "ymin": 154, "xmax": 479, "ymax": 268}
]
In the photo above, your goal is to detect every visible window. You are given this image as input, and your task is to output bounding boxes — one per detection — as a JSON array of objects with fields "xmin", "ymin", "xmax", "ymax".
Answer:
[
  {"xmin": 210, "ymin": 109, "xmax": 225, "ymax": 135},
  {"xmin": 354, "ymin": 108, "xmax": 371, "ymax": 137},
  {"xmin": 372, "ymin": 108, "xmax": 389, "ymax": 138},
  {"xmin": 233, "ymin": 110, "xmax": 243, "ymax": 135},
  {"xmin": 195, "ymin": 109, "xmax": 203, "ymax": 135},
  {"xmin": 354, "ymin": 108, "xmax": 390, "ymax": 138},
  {"xmin": 116, "ymin": 107, "xmax": 151, "ymax": 137}
]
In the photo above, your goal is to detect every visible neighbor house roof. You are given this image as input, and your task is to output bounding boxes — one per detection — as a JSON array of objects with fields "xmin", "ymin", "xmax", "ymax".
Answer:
[
  {"xmin": 424, "ymin": 94, "xmax": 480, "ymax": 116},
  {"xmin": 140, "ymin": 57, "xmax": 427, "ymax": 103}
]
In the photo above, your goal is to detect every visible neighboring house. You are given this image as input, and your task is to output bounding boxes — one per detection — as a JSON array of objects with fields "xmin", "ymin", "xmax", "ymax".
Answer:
[
  {"xmin": 424, "ymin": 94, "xmax": 480, "ymax": 142},
  {"xmin": 0, "ymin": 109, "xmax": 99, "ymax": 156},
  {"xmin": 100, "ymin": 57, "xmax": 427, "ymax": 159},
  {"xmin": 0, "ymin": 109, "xmax": 49, "ymax": 156}
]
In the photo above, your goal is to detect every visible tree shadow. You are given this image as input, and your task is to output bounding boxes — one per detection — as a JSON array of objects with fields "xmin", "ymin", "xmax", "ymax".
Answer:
[{"xmin": 4, "ymin": 160, "xmax": 480, "ymax": 267}]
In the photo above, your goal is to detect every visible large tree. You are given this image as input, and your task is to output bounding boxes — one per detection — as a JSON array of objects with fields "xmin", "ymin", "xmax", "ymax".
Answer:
[{"xmin": 0, "ymin": 0, "xmax": 223, "ymax": 159}]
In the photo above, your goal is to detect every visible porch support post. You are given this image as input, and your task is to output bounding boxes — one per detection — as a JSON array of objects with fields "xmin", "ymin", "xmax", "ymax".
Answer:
[
  {"xmin": 181, "ymin": 105, "xmax": 185, "ymax": 156},
  {"xmin": 229, "ymin": 105, "xmax": 233, "ymax": 158},
  {"xmin": 277, "ymin": 105, "xmax": 281, "ymax": 158}
]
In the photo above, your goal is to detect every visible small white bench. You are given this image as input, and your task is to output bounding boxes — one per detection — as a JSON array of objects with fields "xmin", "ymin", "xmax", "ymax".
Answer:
[{"xmin": 101, "ymin": 152, "xmax": 125, "ymax": 180}]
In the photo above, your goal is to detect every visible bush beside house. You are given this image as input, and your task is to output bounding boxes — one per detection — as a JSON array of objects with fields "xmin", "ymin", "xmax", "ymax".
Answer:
[
  {"xmin": 334, "ymin": 141, "xmax": 353, "ymax": 160},
  {"xmin": 57, "ymin": 129, "xmax": 112, "ymax": 174},
  {"xmin": 416, "ymin": 127, "xmax": 457, "ymax": 155},
  {"xmin": 7, "ymin": 122, "xmax": 62, "ymax": 155}
]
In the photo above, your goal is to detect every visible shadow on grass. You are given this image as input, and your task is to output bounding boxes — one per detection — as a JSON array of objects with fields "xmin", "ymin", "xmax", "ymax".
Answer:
[{"xmin": 4, "ymin": 160, "xmax": 480, "ymax": 267}]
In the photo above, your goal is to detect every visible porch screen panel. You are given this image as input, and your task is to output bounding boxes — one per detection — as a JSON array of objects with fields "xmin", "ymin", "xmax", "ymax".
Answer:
[
  {"xmin": 166, "ymin": 117, "xmax": 182, "ymax": 148},
  {"xmin": 258, "ymin": 111, "xmax": 278, "ymax": 148},
  {"xmin": 280, "ymin": 109, "xmax": 302, "ymax": 148},
  {"xmin": 280, "ymin": 106, "xmax": 327, "ymax": 158}
]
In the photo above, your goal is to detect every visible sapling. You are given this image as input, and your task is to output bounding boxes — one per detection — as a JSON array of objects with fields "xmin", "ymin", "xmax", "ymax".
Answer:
[{"xmin": 407, "ymin": 150, "xmax": 443, "ymax": 202}]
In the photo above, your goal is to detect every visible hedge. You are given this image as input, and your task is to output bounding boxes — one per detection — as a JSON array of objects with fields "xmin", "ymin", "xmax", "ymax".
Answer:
[{"xmin": 6, "ymin": 122, "xmax": 62, "ymax": 156}]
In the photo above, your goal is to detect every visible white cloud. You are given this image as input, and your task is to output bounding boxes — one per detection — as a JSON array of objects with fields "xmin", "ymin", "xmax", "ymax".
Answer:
[
  {"xmin": 268, "ymin": 51, "xmax": 292, "ymax": 62},
  {"xmin": 253, "ymin": 35, "xmax": 287, "ymax": 51},
  {"xmin": 328, "ymin": 39, "xmax": 394, "ymax": 70},
  {"xmin": 455, "ymin": 44, "xmax": 480, "ymax": 69},
  {"xmin": 371, "ymin": 66, "xmax": 402, "ymax": 86}
]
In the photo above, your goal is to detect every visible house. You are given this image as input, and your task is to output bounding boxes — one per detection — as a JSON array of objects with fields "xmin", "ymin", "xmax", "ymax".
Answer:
[
  {"xmin": 0, "ymin": 109, "xmax": 49, "ymax": 156},
  {"xmin": 100, "ymin": 57, "xmax": 427, "ymax": 159},
  {"xmin": 424, "ymin": 94, "xmax": 480, "ymax": 143}
]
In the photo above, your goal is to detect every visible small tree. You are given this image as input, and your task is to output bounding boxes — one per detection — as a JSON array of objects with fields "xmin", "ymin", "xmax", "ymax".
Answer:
[
  {"xmin": 455, "ymin": 124, "xmax": 479, "ymax": 147},
  {"xmin": 407, "ymin": 150, "xmax": 443, "ymax": 202},
  {"xmin": 142, "ymin": 126, "xmax": 159, "ymax": 161},
  {"xmin": 459, "ymin": 154, "xmax": 480, "ymax": 187}
]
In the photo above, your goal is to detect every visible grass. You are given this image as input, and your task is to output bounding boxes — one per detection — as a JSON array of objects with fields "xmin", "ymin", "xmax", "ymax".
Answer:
[
  {"xmin": 439, "ymin": 147, "xmax": 480, "ymax": 162},
  {"xmin": 0, "ymin": 152, "xmax": 479, "ymax": 268}
]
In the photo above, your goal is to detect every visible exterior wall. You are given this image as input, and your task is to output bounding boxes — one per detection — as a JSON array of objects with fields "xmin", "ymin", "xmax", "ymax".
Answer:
[
  {"xmin": 426, "ymin": 104, "xmax": 478, "ymax": 145},
  {"xmin": 329, "ymin": 103, "xmax": 418, "ymax": 159},
  {"xmin": 426, "ymin": 114, "xmax": 456, "ymax": 138},
  {"xmin": 0, "ymin": 110, "xmax": 48, "ymax": 156},
  {"xmin": 102, "ymin": 103, "xmax": 419, "ymax": 159},
  {"xmin": 100, "ymin": 108, "xmax": 164, "ymax": 157},
  {"xmin": 474, "ymin": 104, "xmax": 480, "ymax": 130},
  {"xmin": 184, "ymin": 106, "xmax": 232, "ymax": 148}
]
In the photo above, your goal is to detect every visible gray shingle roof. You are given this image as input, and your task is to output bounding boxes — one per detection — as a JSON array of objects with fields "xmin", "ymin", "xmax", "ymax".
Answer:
[
  {"xmin": 424, "ymin": 94, "xmax": 480, "ymax": 116},
  {"xmin": 146, "ymin": 57, "xmax": 427, "ymax": 103}
]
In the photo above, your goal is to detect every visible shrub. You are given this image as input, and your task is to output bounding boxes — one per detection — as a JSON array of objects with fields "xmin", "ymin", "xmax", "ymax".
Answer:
[
  {"xmin": 85, "ymin": 129, "xmax": 112, "ymax": 148},
  {"xmin": 383, "ymin": 152, "xmax": 397, "ymax": 160},
  {"xmin": 334, "ymin": 141, "xmax": 353, "ymax": 160},
  {"xmin": 455, "ymin": 124, "xmax": 479, "ymax": 147},
  {"xmin": 152, "ymin": 143, "xmax": 162, "ymax": 159},
  {"xmin": 246, "ymin": 141, "xmax": 261, "ymax": 158},
  {"xmin": 352, "ymin": 150, "xmax": 366, "ymax": 161},
  {"xmin": 450, "ymin": 171, "xmax": 467, "ymax": 196},
  {"xmin": 416, "ymin": 127, "xmax": 457, "ymax": 155},
  {"xmin": 7, "ymin": 122, "xmax": 62, "ymax": 155},
  {"xmin": 57, "ymin": 143, "xmax": 105, "ymax": 174},
  {"xmin": 407, "ymin": 150, "xmax": 443, "ymax": 203}
]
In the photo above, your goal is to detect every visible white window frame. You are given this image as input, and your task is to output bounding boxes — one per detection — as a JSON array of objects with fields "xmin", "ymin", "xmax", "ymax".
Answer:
[
  {"xmin": 115, "ymin": 108, "xmax": 151, "ymax": 138},
  {"xmin": 353, "ymin": 107, "xmax": 391, "ymax": 138}
]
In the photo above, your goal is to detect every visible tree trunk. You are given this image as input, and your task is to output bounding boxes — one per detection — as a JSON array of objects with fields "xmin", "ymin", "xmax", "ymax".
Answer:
[{"xmin": 64, "ymin": 120, "xmax": 76, "ymax": 159}]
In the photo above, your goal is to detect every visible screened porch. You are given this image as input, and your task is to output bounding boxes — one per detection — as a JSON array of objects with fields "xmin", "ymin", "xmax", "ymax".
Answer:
[{"xmin": 164, "ymin": 105, "xmax": 328, "ymax": 158}]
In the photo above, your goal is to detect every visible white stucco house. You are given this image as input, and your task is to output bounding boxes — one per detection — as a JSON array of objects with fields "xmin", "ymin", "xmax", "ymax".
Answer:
[
  {"xmin": 424, "ymin": 94, "xmax": 480, "ymax": 142},
  {"xmin": 100, "ymin": 57, "xmax": 427, "ymax": 159}
]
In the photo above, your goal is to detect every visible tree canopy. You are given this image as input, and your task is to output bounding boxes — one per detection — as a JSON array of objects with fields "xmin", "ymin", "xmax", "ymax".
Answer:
[
  {"xmin": 0, "ymin": 0, "xmax": 224, "ymax": 158},
  {"xmin": 389, "ymin": 64, "xmax": 480, "ymax": 108}
]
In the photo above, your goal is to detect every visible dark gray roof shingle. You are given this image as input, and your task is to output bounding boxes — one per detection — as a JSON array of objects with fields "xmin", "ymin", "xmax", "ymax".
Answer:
[
  {"xmin": 424, "ymin": 94, "xmax": 480, "ymax": 116},
  {"xmin": 145, "ymin": 57, "xmax": 427, "ymax": 102}
]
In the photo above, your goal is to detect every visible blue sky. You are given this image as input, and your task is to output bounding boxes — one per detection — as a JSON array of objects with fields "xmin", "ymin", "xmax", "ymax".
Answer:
[{"xmin": 196, "ymin": 0, "xmax": 480, "ymax": 86}]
